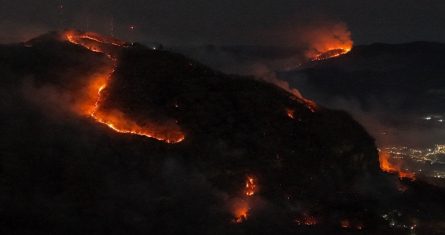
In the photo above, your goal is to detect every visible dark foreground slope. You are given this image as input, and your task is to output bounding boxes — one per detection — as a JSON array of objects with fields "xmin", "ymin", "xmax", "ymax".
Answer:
[{"xmin": 0, "ymin": 33, "xmax": 444, "ymax": 234}]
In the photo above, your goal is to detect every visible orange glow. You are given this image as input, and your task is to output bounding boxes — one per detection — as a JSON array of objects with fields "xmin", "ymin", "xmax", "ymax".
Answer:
[
  {"xmin": 65, "ymin": 30, "xmax": 125, "ymax": 48},
  {"xmin": 289, "ymin": 96, "xmax": 318, "ymax": 113},
  {"xmin": 232, "ymin": 199, "xmax": 249, "ymax": 224},
  {"xmin": 304, "ymin": 100, "xmax": 318, "ymax": 113},
  {"xmin": 231, "ymin": 176, "xmax": 258, "ymax": 223},
  {"xmin": 379, "ymin": 150, "xmax": 415, "ymax": 181},
  {"xmin": 245, "ymin": 176, "xmax": 257, "ymax": 197},
  {"xmin": 286, "ymin": 108, "xmax": 295, "ymax": 119},
  {"xmin": 340, "ymin": 219, "xmax": 350, "ymax": 229},
  {"xmin": 311, "ymin": 48, "xmax": 351, "ymax": 61},
  {"xmin": 63, "ymin": 30, "xmax": 185, "ymax": 144},
  {"xmin": 295, "ymin": 214, "xmax": 318, "ymax": 226},
  {"xmin": 302, "ymin": 22, "xmax": 353, "ymax": 61},
  {"xmin": 92, "ymin": 109, "xmax": 185, "ymax": 143}
]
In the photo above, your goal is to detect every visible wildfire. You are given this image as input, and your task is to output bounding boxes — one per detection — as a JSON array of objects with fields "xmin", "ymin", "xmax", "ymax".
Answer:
[
  {"xmin": 245, "ymin": 176, "xmax": 257, "ymax": 196},
  {"xmin": 231, "ymin": 176, "xmax": 259, "ymax": 223},
  {"xmin": 65, "ymin": 30, "xmax": 125, "ymax": 49},
  {"xmin": 63, "ymin": 30, "xmax": 185, "ymax": 144},
  {"xmin": 311, "ymin": 48, "xmax": 351, "ymax": 61},
  {"xmin": 231, "ymin": 198, "xmax": 250, "ymax": 224},
  {"xmin": 379, "ymin": 150, "xmax": 415, "ymax": 180},
  {"xmin": 302, "ymin": 22, "xmax": 353, "ymax": 61},
  {"xmin": 295, "ymin": 213, "xmax": 318, "ymax": 226},
  {"xmin": 286, "ymin": 108, "xmax": 296, "ymax": 119},
  {"xmin": 92, "ymin": 109, "xmax": 185, "ymax": 143},
  {"xmin": 234, "ymin": 201, "xmax": 249, "ymax": 224}
]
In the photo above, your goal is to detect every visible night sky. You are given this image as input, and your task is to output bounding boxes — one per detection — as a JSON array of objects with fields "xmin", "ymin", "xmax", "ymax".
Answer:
[{"xmin": 1, "ymin": 0, "xmax": 445, "ymax": 45}]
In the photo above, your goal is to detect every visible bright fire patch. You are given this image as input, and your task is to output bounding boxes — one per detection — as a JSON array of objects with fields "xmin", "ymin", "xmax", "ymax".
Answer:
[
  {"xmin": 64, "ymin": 30, "xmax": 185, "ymax": 144},
  {"xmin": 231, "ymin": 175, "xmax": 259, "ymax": 223},
  {"xmin": 311, "ymin": 47, "xmax": 351, "ymax": 61},
  {"xmin": 302, "ymin": 22, "xmax": 353, "ymax": 61},
  {"xmin": 245, "ymin": 176, "xmax": 257, "ymax": 196},
  {"xmin": 286, "ymin": 108, "xmax": 296, "ymax": 119},
  {"xmin": 379, "ymin": 150, "xmax": 415, "ymax": 181}
]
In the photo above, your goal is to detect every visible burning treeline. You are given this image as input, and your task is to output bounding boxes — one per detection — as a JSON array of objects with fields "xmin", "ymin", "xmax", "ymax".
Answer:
[{"xmin": 62, "ymin": 30, "xmax": 184, "ymax": 143}]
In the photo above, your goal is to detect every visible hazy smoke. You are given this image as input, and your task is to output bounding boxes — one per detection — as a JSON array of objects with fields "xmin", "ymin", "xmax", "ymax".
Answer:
[{"xmin": 174, "ymin": 21, "xmax": 353, "ymax": 99}]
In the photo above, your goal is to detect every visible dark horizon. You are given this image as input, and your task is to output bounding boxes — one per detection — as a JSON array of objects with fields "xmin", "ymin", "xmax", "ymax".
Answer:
[{"xmin": 1, "ymin": 0, "xmax": 445, "ymax": 45}]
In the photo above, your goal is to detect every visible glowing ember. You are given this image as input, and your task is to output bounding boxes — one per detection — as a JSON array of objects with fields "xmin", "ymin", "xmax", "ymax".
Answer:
[
  {"xmin": 231, "ymin": 176, "xmax": 259, "ymax": 223},
  {"xmin": 63, "ymin": 30, "xmax": 185, "ymax": 144},
  {"xmin": 245, "ymin": 176, "xmax": 257, "ymax": 196},
  {"xmin": 295, "ymin": 214, "xmax": 318, "ymax": 226},
  {"xmin": 232, "ymin": 199, "xmax": 249, "ymax": 224},
  {"xmin": 92, "ymin": 109, "xmax": 185, "ymax": 143},
  {"xmin": 289, "ymin": 96, "xmax": 318, "ymax": 113},
  {"xmin": 340, "ymin": 219, "xmax": 350, "ymax": 229},
  {"xmin": 311, "ymin": 48, "xmax": 351, "ymax": 61},
  {"xmin": 304, "ymin": 100, "xmax": 318, "ymax": 113},
  {"xmin": 286, "ymin": 108, "xmax": 296, "ymax": 119},
  {"xmin": 379, "ymin": 150, "xmax": 415, "ymax": 181}
]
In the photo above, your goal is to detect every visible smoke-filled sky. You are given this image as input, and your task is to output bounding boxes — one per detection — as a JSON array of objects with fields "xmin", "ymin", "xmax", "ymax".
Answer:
[{"xmin": 1, "ymin": 0, "xmax": 445, "ymax": 45}]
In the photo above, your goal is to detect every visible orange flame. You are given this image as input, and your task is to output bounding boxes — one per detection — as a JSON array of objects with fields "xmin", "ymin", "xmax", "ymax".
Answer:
[
  {"xmin": 63, "ymin": 30, "xmax": 185, "ymax": 143},
  {"xmin": 286, "ymin": 108, "xmax": 296, "ymax": 119},
  {"xmin": 311, "ymin": 48, "xmax": 351, "ymax": 61},
  {"xmin": 379, "ymin": 150, "xmax": 415, "ymax": 180},
  {"xmin": 231, "ymin": 176, "xmax": 259, "ymax": 223},
  {"xmin": 302, "ymin": 22, "xmax": 353, "ymax": 61},
  {"xmin": 245, "ymin": 176, "xmax": 257, "ymax": 197},
  {"xmin": 232, "ymin": 199, "xmax": 249, "ymax": 224}
]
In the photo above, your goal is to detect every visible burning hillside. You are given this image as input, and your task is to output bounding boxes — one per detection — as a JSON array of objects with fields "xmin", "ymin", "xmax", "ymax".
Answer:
[
  {"xmin": 63, "ymin": 30, "xmax": 184, "ymax": 143},
  {"xmin": 379, "ymin": 150, "xmax": 416, "ymax": 181},
  {"xmin": 287, "ymin": 41, "xmax": 445, "ymax": 187},
  {"xmin": 0, "ymin": 31, "xmax": 444, "ymax": 235},
  {"xmin": 301, "ymin": 22, "xmax": 353, "ymax": 61}
]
